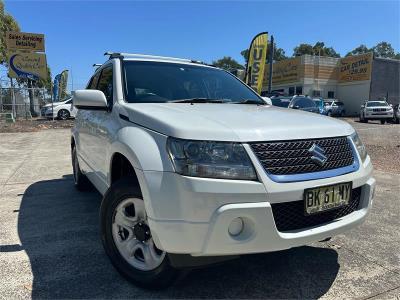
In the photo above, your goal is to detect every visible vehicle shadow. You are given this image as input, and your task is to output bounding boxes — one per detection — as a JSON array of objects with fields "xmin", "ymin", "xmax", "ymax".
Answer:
[{"xmin": 18, "ymin": 176, "xmax": 339, "ymax": 299}]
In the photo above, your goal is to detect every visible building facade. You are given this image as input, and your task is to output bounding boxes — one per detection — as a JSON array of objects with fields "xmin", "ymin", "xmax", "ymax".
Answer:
[{"xmin": 262, "ymin": 53, "xmax": 400, "ymax": 116}]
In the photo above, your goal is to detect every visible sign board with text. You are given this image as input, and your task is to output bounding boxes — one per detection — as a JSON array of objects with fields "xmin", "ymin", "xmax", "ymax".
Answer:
[
  {"xmin": 338, "ymin": 52, "xmax": 373, "ymax": 83},
  {"xmin": 7, "ymin": 51, "xmax": 48, "ymax": 81},
  {"xmin": 264, "ymin": 56, "xmax": 301, "ymax": 85},
  {"xmin": 6, "ymin": 31, "xmax": 45, "ymax": 52}
]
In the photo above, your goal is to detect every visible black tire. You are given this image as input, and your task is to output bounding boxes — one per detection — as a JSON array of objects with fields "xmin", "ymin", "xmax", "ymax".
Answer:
[
  {"xmin": 380, "ymin": 119, "xmax": 386, "ymax": 124},
  {"xmin": 71, "ymin": 146, "xmax": 90, "ymax": 191},
  {"xmin": 58, "ymin": 109, "xmax": 70, "ymax": 120},
  {"xmin": 100, "ymin": 177, "xmax": 180, "ymax": 290},
  {"xmin": 327, "ymin": 111, "xmax": 332, "ymax": 117}
]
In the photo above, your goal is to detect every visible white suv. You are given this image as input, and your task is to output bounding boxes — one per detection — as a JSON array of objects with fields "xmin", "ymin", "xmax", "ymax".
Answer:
[
  {"xmin": 71, "ymin": 53, "xmax": 375, "ymax": 289},
  {"xmin": 359, "ymin": 100, "xmax": 394, "ymax": 124}
]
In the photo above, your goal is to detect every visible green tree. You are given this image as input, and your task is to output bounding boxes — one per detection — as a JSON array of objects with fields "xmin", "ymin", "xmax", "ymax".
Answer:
[
  {"xmin": 241, "ymin": 43, "xmax": 287, "ymax": 64},
  {"xmin": 372, "ymin": 41, "xmax": 396, "ymax": 58},
  {"xmin": 345, "ymin": 44, "xmax": 370, "ymax": 57},
  {"xmin": 212, "ymin": 56, "xmax": 244, "ymax": 71},
  {"xmin": 0, "ymin": 0, "xmax": 20, "ymax": 64},
  {"xmin": 293, "ymin": 43, "xmax": 314, "ymax": 56},
  {"xmin": 293, "ymin": 42, "xmax": 340, "ymax": 57}
]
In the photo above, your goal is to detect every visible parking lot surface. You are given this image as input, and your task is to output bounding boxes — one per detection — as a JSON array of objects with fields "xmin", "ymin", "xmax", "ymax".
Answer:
[{"xmin": 0, "ymin": 119, "xmax": 399, "ymax": 299}]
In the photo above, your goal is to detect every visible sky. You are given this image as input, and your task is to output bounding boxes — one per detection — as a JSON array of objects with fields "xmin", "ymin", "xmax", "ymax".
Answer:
[{"xmin": 3, "ymin": 0, "xmax": 400, "ymax": 90}]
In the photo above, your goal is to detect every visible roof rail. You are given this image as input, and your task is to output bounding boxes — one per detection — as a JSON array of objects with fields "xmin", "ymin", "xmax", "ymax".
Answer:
[
  {"xmin": 92, "ymin": 63, "xmax": 102, "ymax": 67},
  {"xmin": 103, "ymin": 52, "xmax": 211, "ymax": 66},
  {"xmin": 104, "ymin": 52, "xmax": 192, "ymax": 62}
]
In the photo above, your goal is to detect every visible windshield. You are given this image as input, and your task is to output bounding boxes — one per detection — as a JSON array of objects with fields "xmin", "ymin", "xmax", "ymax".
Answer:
[
  {"xmin": 367, "ymin": 101, "xmax": 388, "ymax": 107},
  {"xmin": 271, "ymin": 97, "xmax": 291, "ymax": 108},
  {"xmin": 123, "ymin": 61, "xmax": 262, "ymax": 104}
]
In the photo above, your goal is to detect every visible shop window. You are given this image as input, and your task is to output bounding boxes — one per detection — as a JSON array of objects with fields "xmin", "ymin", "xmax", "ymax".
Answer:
[
  {"xmin": 295, "ymin": 86, "xmax": 303, "ymax": 95},
  {"xmin": 328, "ymin": 91, "xmax": 335, "ymax": 98},
  {"xmin": 288, "ymin": 87, "xmax": 295, "ymax": 96}
]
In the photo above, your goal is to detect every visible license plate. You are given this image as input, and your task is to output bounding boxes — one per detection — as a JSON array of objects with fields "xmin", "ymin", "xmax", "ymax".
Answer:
[{"xmin": 304, "ymin": 182, "xmax": 352, "ymax": 215}]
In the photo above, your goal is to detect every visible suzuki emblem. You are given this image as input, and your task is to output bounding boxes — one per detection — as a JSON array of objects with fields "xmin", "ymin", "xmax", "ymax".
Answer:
[{"xmin": 308, "ymin": 144, "xmax": 328, "ymax": 166}]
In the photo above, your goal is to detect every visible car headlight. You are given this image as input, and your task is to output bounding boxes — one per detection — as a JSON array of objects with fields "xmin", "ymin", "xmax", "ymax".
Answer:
[
  {"xmin": 350, "ymin": 131, "xmax": 367, "ymax": 162},
  {"xmin": 167, "ymin": 138, "xmax": 257, "ymax": 180}
]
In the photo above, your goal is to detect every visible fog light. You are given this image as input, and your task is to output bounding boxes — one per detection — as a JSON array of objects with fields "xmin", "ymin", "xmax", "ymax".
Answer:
[{"xmin": 228, "ymin": 217, "xmax": 244, "ymax": 236}]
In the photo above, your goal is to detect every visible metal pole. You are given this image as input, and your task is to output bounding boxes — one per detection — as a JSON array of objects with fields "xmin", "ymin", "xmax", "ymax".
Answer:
[
  {"xmin": 268, "ymin": 35, "xmax": 274, "ymax": 94},
  {"xmin": 10, "ymin": 78, "xmax": 16, "ymax": 119}
]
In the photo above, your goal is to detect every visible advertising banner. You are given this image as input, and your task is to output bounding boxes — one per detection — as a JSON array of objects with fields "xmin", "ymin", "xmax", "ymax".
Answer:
[
  {"xmin": 245, "ymin": 32, "xmax": 268, "ymax": 93},
  {"xmin": 264, "ymin": 56, "xmax": 301, "ymax": 86},
  {"xmin": 7, "ymin": 51, "xmax": 48, "ymax": 81},
  {"xmin": 338, "ymin": 52, "xmax": 373, "ymax": 83},
  {"xmin": 6, "ymin": 31, "xmax": 45, "ymax": 52}
]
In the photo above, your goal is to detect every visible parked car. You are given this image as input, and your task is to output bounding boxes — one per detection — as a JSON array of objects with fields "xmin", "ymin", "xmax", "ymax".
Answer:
[
  {"xmin": 312, "ymin": 98, "xmax": 326, "ymax": 115},
  {"xmin": 324, "ymin": 99, "xmax": 345, "ymax": 117},
  {"xmin": 288, "ymin": 96, "xmax": 320, "ymax": 113},
  {"xmin": 261, "ymin": 96, "xmax": 272, "ymax": 105},
  {"xmin": 41, "ymin": 97, "xmax": 77, "ymax": 120},
  {"xmin": 271, "ymin": 96, "xmax": 291, "ymax": 108},
  {"xmin": 359, "ymin": 100, "xmax": 394, "ymax": 124},
  {"xmin": 71, "ymin": 52, "xmax": 375, "ymax": 289},
  {"xmin": 392, "ymin": 103, "xmax": 400, "ymax": 124}
]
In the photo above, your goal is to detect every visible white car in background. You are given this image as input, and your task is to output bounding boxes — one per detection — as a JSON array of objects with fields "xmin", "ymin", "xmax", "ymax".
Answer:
[
  {"xmin": 41, "ymin": 97, "xmax": 77, "ymax": 120},
  {"xmin": 359, "ymin": 100, "xmax": 394, "ymax": 124}
]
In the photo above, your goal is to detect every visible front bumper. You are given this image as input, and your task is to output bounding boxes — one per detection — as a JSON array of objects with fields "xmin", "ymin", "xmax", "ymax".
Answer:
[
  {"xmin": 365, "ymin": 112, "xmax": 393, "ymax": 119},
  {"xmin": 141, "ymin": 155, "xmax": 374, "ymax": 256}
]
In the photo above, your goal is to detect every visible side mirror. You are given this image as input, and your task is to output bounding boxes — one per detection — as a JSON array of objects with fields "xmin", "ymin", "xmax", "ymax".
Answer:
[{"xmin": 73, "ymin": 90, "xmax": 108, "ymax": 110}]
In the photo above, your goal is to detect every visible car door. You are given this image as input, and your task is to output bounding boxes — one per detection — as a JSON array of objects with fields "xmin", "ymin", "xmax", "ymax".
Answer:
[
  {"xmin": 76, "ymin": 71, "xmax": 101, "ymax": 174},
  {"xmin": 88, "ymin": 65, "xmax": 116, "ymax": 187}
]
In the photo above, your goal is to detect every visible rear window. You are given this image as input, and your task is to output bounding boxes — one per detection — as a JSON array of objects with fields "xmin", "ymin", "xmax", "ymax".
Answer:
[
  {"xmin": 271, "ymin": 97, "xmax": 291, "ymax": 108},
  {"xmin": 291, "ymin": 97, "xmax": 316, "ymax": 108}
]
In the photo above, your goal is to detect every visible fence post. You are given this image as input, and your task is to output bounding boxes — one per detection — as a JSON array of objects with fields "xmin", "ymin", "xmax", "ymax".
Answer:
[{"xmin": 10, "ymin": 78, "xmax": 16, "ymax": 119}]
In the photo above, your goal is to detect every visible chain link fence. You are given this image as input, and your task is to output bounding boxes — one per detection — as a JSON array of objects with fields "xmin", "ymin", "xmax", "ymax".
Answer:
[{"xmin": 0, "ymin": 85, "xmax": 51, "ymax": 120}]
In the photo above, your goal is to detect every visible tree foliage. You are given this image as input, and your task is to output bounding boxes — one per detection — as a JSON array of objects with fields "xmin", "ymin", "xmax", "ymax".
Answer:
[
  {"xmin": 346, "ymin": 42, "xmax": 399, "ymax": 59},
  {"xmin": 0, "ymin": 0, "xmax": 20, "ymax": 64},
  {"xmin": 241, "ymin": 43, "xmax": 287, "ymax": 64},
  {"xmin": 345, "ymin": 44, "xmax": 370, "ymax": 57},
  {"xmin": 293, "ymin": 42, "xmax": 340, "ymax": 57},
  {"xmin": 212, "ymin": 56, "xmax": 244, "ymax": 71}
]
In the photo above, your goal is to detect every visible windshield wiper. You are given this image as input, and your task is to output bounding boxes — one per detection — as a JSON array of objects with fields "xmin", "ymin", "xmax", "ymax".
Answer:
[
  {"xmin": 231, "ymin": 99, "xmax": 266, "ymax": 105},
  {"xmin": 170, "ymin": 98, "xmax": 229, "ymax": 104}
]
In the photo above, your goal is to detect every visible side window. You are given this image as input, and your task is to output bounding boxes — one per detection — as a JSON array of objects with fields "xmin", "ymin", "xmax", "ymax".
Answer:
[
  {"xmin": 87, "ymin": 72, "xmax": 100, "ymax": 90},
  {"xmin": 97, "ymin": 66, "xmax": 113, "ymax": 107},
  {"xmin": 65, "ymin": 99, "xmax": 72, "ymax": 104}
]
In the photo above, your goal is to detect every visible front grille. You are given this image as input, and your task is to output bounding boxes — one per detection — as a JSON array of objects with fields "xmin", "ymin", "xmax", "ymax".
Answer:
[
  {"xmin": 271, "ymin": 187, "xmax": 362, "ymax": 232},
  {"xmin": 373, "ymin": 108, "xmax": 386, "ymax": 112},
  {"xmin": 250, "ymin": 137, "xmax": 354, "ymax": 175}
]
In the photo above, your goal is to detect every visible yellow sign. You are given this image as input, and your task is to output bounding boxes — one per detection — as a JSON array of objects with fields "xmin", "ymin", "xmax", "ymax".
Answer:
[
  {"xmin": 246, "ymin": 32, "xmax": 268, "ymax": 93},
  {"xmin": 6, "ymin": 31, "xmax": 45, "ymax": 52},
  {"xmin": 338, "ymin": 52, "xmax": 373, "ymax": 83},
  {"xmin": 264, "ymin": 57, "xmax": 300, "ymax": 85},
  {"xmin": 7, "ymin": 51, "xmax": 48, "ymax": 81}
]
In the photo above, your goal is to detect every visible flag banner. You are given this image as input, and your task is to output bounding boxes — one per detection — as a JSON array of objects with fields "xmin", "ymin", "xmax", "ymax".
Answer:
[
  {"xmin": 245, "ymin": 32, "xmax": 268, "ymax": 93},
  {"xmin": 59, "ymin": 70, "xmax": 69, "ymax": 99},
  {"xmin": 53, "ymin": 73, "xmax": 62, "ymax": 101}
]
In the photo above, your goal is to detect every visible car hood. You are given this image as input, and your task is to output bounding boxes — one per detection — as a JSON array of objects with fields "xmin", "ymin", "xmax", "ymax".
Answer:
[
  {"xmin": 43, "ymin": 101, "xmax": 65, "ymax": 108},
  {"xmin": 122, "ymin": 103, "xmax": 354, "ymax": 142}
]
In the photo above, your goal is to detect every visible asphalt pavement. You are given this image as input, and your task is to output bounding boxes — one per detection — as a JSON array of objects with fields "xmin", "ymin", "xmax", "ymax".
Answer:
[{"xmin": 0, "ymin": 121, "xmax": 399, "ymax": 299}]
